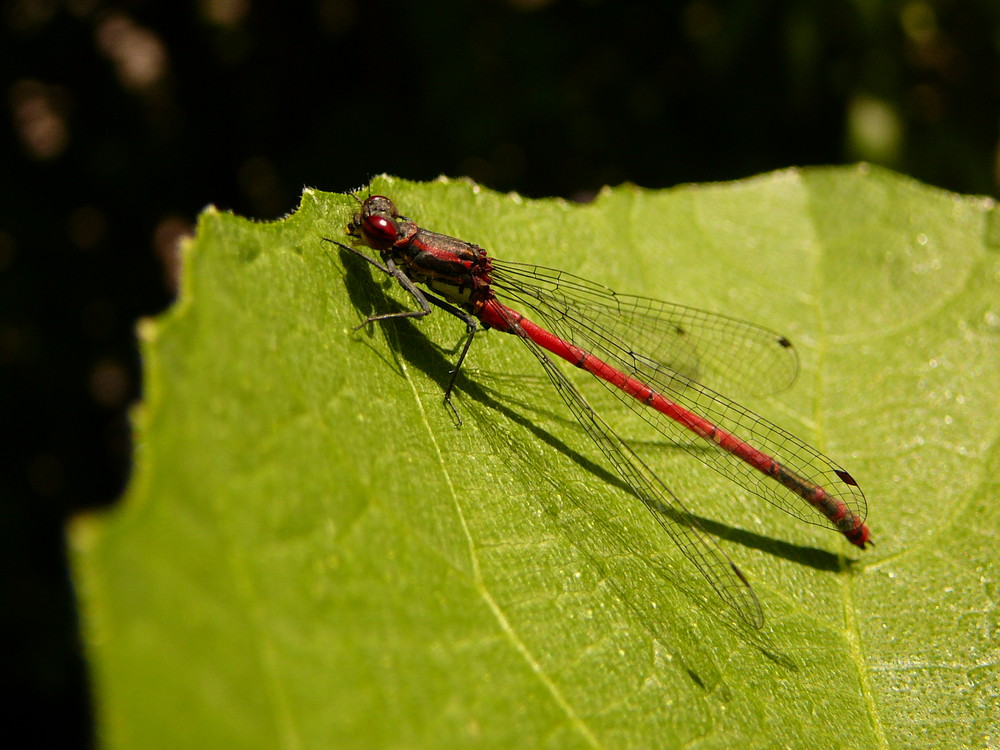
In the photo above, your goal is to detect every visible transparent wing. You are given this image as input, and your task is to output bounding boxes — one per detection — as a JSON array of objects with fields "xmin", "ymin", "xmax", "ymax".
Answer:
[
  {"xmin": 492, "ymin": 261, "xmax": 867, "ymax": 535},
  {"xmin": 493, "ymin": 261, "xmax": 798, "ymax": 396},
  {"xmin": 490, "ymin": 302, "xmax": 764, "ymax": 628}
]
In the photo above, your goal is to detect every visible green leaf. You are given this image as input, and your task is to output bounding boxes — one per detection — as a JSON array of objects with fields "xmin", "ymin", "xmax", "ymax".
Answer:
[{"xmin": 71, "ymin": 167, "xmax": 1000, "ymax": 749}]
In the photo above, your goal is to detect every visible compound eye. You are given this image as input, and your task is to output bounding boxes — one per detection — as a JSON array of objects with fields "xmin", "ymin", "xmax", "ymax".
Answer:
[{"xmin": 361, "ymin": 214, "xmax": 398, "ymax": 249}]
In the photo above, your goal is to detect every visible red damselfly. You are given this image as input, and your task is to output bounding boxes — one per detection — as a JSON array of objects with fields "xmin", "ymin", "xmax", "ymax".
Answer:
[{"xmin": 325, "ymin": 194, "xmax": 870, "ymax": 628}]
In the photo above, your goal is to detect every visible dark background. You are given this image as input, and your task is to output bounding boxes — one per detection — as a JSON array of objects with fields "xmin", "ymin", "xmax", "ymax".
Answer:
[{"xmin": 2, "ymin": 0, "xmax": 997, "ymax": 745}]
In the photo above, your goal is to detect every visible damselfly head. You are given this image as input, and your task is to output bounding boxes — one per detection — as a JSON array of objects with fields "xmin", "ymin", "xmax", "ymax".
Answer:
[{"xmin": 351, "ymin": 195, "xmax": 401, "ymax": 251}]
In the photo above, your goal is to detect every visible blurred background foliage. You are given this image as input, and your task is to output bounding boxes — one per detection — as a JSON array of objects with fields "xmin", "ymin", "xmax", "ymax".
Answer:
[{"xmin": 2, "ymin": 0, "xmax": 997, "ymax": 745}]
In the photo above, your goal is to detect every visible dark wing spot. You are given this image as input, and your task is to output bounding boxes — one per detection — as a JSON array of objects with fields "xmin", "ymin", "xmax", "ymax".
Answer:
[{"xmin": 835, "ymin": 469, "xmax": 859, "ymax": 486}]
